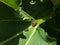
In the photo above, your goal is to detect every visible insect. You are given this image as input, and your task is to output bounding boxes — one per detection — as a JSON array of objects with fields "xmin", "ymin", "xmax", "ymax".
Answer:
[{"xmin": 31, "ymin": 20, "xmax": 37, "ymax": 26}]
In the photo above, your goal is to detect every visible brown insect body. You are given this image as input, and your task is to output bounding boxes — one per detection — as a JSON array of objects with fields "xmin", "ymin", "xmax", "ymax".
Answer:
[{"xmin": 31, "ymin": 20, "xmax": 37, "ymax": 26}]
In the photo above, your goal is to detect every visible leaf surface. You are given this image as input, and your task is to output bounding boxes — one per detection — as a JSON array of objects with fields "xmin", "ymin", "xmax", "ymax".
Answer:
[
  {"xmin": 0, "ymin": 0, "xmax": 19, "ymax": 10},
  {"xmin": 18, "ymin": 27, "xmax": 57, "ymax": 45}
]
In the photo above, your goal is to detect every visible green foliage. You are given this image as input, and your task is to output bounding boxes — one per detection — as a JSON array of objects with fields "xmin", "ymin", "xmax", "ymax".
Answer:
[
  {"xmin": 0, "ymin": 0, "xmax": 60, "ymax": 45},
  {"xmin": 0, "ymin": 0, "xmax": 19, "ymax": 10},
  {"xmin": 18, "ymin": 27, "xmax": 56, "ymax": 45}
]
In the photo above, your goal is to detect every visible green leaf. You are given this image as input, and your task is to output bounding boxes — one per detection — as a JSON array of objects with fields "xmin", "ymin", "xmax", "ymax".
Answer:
[
  {"xmin": 0, "ymin": 2, "xmax": 19, "ymax": 20},
  {"xmin": 0, "ymin": 21, "xmax": 30, "ymax": 45},
  {"xmin": 0, "ymin": 0, "xmax": 19, "ymax": 10},
  {"xmin": 18, "ymin": 27, "xmax": 57, "ymax": 45}
]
